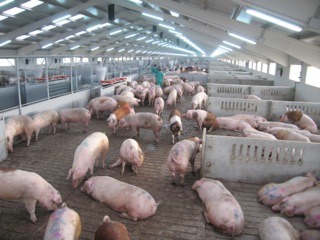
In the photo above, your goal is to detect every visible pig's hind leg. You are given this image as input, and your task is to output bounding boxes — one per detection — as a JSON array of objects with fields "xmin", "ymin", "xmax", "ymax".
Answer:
[{"xmin": 119, "ymin": 212, "xmax": 138, "ymax": 221}]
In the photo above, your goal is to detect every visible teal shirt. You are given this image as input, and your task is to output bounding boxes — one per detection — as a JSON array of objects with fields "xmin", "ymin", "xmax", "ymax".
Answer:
[
  {"xmin": 155, "ymin": 70, "xmax": 164, "ymax": 86},
  {"xmin": 151, "ymin": 66, "xmax": 157, "ymax": 74}
]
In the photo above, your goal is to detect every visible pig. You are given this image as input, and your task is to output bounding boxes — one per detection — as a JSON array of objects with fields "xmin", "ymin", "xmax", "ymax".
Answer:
[
  {"xmin": 272, "ymin": 185, "xmax": 320, "ymax": 216},
  {"xmin": 120, "ymin": 90, "xmax": 135, "ymax": 98},
  {"xmin": 118, "ymin": 113, "xmax": 163, "ymax": 143},
  {"xmin": 191, "ymin": 92, "xmax": 208, "ymax": 110},
  {"xmin": 81, "ymin": 176, "xmax": 159, "ymax": 221},
  {"xmin": 43, "ymin": 203, "xmax": 81, "ymax": 240},
  {"xmin": 95, "ymin": 215, "xmax": 131, "ymax": 240},
  {"xmin": 280, "ymin": 111, "xmax": 318, "ymax": 134},
  {"xmin": 33, "ymin": 110, "xmax": 59, "ymax": 141},
  {"xmin": 304, "ymin": 133, "xmax": 320, "ymax": 143},
  {"xmin": 169, "ymin": 109, "xmax": 183, "ymax": 144},
  {"xmin": 243, "ymin": 129, "xmax": 277, "ymax": 140},
  {"xmin": 163, "ymin": 78, "xmax": 171, "ymax": 87},
  {"xmin": 217, "ymin": 117, "xmax": 252, "ymax": 132},
  {"xmin": 5, "ymin": 115, "xmax": 35, "ymax": 152},
  {"xmin": 274, "ymin": 129, "xmax": 311, "ymax": 142},
  {"xmin": 148, "ymin": 86, "xmax": 156, "ymax": 106},
  {"xmin": 86, "ymin": 96, "xmax": 110, "ymax": 110},
  {"xmin": 91, "ymin": 97, "xmax": 118, "ymax": 119},
  {"xmin": 244, "ymin": 95, "xmax": 262, "ymax": 100},
  {"xmin": 182, "ymin": 110, "xmax": 219, "ymax": 132},
  {"xmin": 197, "ymin": 85, "xmax": 205, "ymax": 93},
  {"xmin": 259, "ymin": 216, "xmax": 299, "ymax": 240},
  {"xmin": 0, "ymin": 167, "xmax": 62, "ymax": 223},
  {"xmin": 109, "ymin": 138, "xmax": 144, "ymax": 175},
  {"xmin": 67, "ymin": 132, "xmax": 109, "ymax": 188},
  {"xmin": 116, "ymin": 85, "xmax": 128, "ymax": 95},
  {"xmin": 59, "ymin": 108, "xmax": 91, "ymax": 133},
  {"xmin": 258, "ymin": 121, "xmax": 299, "ymax": 131},
  {"xmin": 134, "ymin": 84, "xmax": 144, "ymax": 92},
  {"xmin": 258, "ymin": 173, "xmax": 317, "ymax": 206},
  {"xmin": 229, "ymin": 114, "xmax": 267, "ymax": 128},
  {"xmin": 106, "ymin": 102, "xmax": 135, "ymax": 133},
  {"xmin": 182, "ymin": 82, "xmax": 194, "ymax": 97},
  {"xmin": 118, "ymin": 86, "xmax": 136, "ymax": 95},
  {"xmin": 136, "ymin": 88, "xmax": 149, "ymax": 106},
  {"xmin": 166, "ymin": 88, "xmax": 177, "ymax": 108},
  {"xmin": 155, "ymin": 85, "xmax": 163, "ymax": 98},
  {"xmin": 265, "ymin": 127, "xmax": 310, "ymax": 135},
  {"xmin": 112, "ymin": 95, "xmax": 141, "ymax": 107},
  {"xmin": 301, "ymin": 230, "xmax": 320, "ymax": 240},
  {"xmin": 154, "ymin": 97, "xmax": 164, "ymax": 117},
  {"xmin": 304, "ymin": 206, "xmax": 320, "ymax": 229},
  {"xmin": 167, "ymin": 137, "xmax": 201, "ymax": 186},
  {"xmin": 188, "ymin": 81, "xmax": 201, "ymax": 89},
  {"xmin": 141, "ymin": 81, "xmax": 151, "ymax": 88},
  {"xmin": 129, "ymin": 81, "xmax": 138, "ymax": 88},
  {"xmin": 192, "ymin": 178, "xmax": 244, "ymax": 237}
]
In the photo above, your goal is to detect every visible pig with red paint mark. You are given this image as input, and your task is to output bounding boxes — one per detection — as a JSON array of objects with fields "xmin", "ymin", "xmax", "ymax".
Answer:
[
  {"xmin": 182, "ymin": 110, "xmax": 219, "ymax": 132},
  {"xmin": 95, "ymin": 215, "xmax": 130, "ymax": 240}
]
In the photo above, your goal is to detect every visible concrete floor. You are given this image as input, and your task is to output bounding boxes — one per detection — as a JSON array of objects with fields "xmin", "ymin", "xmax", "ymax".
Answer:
[{"xmin": 0, "ymin": 96, "xmax": 306, "ymax": 240}]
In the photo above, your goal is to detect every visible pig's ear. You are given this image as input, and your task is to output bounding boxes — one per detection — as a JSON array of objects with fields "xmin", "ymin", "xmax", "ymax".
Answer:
[{"xmin": 51, "ymin": 191, "xmax": 62, "ymax": 204}]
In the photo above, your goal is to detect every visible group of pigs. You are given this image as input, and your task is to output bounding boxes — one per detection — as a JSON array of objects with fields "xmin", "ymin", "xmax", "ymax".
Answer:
[{"xmin": 258, "ymin": 173, "xmax": 320, "ymax": 239}]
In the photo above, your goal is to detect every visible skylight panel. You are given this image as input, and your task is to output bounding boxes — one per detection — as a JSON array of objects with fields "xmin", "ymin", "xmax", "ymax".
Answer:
[
  {"xmin": 42, "ymin": 25, "xmax": 56, "ymax": 31},
  {"xmin": 55, "ymin": 19, "xmax": 70, "ymax": 26},
  {"xmin": 29, "ymin": 30, "xmax": 43, "ymax": 35},
  {"xmin": 3, "ymin": 7, "xmax": 25, "ymax": 16},
  {"xmin": 69, "ymin": 14, "xmax": 84, "ymax": 21},
  {"xmin": 16, "ymin": 35, "xmax": 30, "ymax": 40},
  {"xmin": 21, "ymin": 0, "xmax": 43, "ymax": 9},
  {"xmin": 0, "ymin": 0, "xmax": 14, "ymax": 7}
]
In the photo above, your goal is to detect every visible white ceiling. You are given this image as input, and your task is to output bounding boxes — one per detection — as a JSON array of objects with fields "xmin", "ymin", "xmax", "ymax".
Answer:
[{"xmin": 0, "ymin": 0, "xmax": 319, "ymax": 68}]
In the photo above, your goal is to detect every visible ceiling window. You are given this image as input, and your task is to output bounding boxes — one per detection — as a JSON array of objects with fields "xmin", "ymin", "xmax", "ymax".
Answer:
[
  {"xmin": 269, "ymin": 63, "xmax": 276, "ymax": 75},
  {"xmin": 289, "ymin": 64, "xmax": 301, "ymax": 82},
  {"xmin": 306, "ymin": 66, "xmax": 320, "ymax": 88}
]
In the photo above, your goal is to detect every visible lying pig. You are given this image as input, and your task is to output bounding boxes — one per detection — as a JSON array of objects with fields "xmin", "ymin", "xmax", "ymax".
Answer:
[
  {"xmin": 244, "ymin": 95, "xmax": 262, "ymax": 100},
  {"xmin": 257, "ymin": 121, "xmax": 299, "ymax": 131},
  {"xmin": 0, "ymin": 167, "xmax": 62, "ymax": 223},
  {"xmin": 258, "ymin": 173, "xmax": 317, "ymax": 206},
  {"xmin": 95, "ymin": 215, "xmax": 130, "ymax": 240},
  {"xmin": 167, "ymin": 137, "xmax": 201, "ymax": 186},
  {"xmin": 191, "ymin": 92, "xmax": 208, "ymax": 110},
  {"xmin": 154, "ymin": 97, "xmax": 164, "ymax": 117},
  {"xmin": 182, "ymin": 110, "xmax": 219, "ymax": 132},
  {"xmin": 301, "ymin": 230, "xmax": 320, "ymax": 240},
  {"xmin": 109, "ymin": 138, "xmax": 144, "ymax": 175},
  {"xmin": 59, "ymin": 108, "xmax": 91, "ymax": 133},
  {"xmin": 148, "ymin": 86, "xmax": 156, "ymax": 106},
  {"xmin": 169, "ymin": 109, "xmax": 183, "ymax": 144},
  {"xmin": 67, "ymin": 132, "xmax": 109, "ymax": 188},
  {"xmin": 43, "ymin": 203, "xmax": 81, "ymax": 240},
  {"xmin": 192, "ymin": 178, "xmax": 244, "ymax": 237},
  {"xmin": 229, "ymin": 114, "xmax": 267, "ymax": 128},
  {"xmin": 91, "ymin": 97, "xmax": 117, "ymax": 119},
  {"xmin": 280, "ymin": 111, "xmax": 318, "ymax": 134},
  {"xmin": 107, "ymin": 102, "xmax": 134, "ymax": 133},
  {"xmin": 5, "ymin": 115, "xmax": 35, "ymax": 152},
  {"xmin": 243, "ymin": 128, "xmax": 277, "ymax": 140},
  {"xmin": 118, "ymin": 112, "xmax": 163, "ymax": 143},
  {"xmin": 259, "ymin": 216, "xmax": 299, "ymax": 240},
  {"xmin": 81, "ymin": 176, "xmax": 159, "ymax": 221},
  {"xmin": 304, "ymin": 206, "xmax": 320, "ymax": 229},
  {"xmin": 272, "ymin": 185, "xmax": 320, "ymax": 216},
  {"xmin": 273, "ymin": 129, "xmax": 311, "ymax": 142},
  {"xmin": 217, "ymin": 117, "xmax": 252, "ymax": 132},
  {"xmin": 166, "ymin": 88, "xmax": 177, "ymax": 108},
  {"xmin": 33, "ymin": 110, "xmax": 59, "ymax": 141}
]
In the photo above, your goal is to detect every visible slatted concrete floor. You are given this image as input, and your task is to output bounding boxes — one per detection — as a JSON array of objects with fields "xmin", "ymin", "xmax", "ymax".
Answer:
[{"xmin": 0, "ymin": 98, "xmax": 306, "ymax": 240}]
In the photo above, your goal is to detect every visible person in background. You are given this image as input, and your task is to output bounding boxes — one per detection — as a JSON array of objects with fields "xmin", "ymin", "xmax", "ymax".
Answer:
[
  {"xmin": 151, "ymin": 64, "xmax": 158, "ymax": 74},
  {"xmin": 155, "ymin": 67, "xmax": 164, "ymax": 87}
]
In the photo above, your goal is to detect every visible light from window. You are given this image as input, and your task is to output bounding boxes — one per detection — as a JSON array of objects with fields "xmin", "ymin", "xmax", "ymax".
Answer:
[
  {"xmin": 73, "ymin": 57, "xmax": 81, "ymax": 63},
  {"xmin": 83, "ymin": 58, "xmax": 89, "ymax": 63},
  {"xmin": 289, "ymin": 64, "xmax": 301, "ymax": 82},
  {"xmin": 257, "ymin": 62, "xmax": 262, "ymax": 71},
  {"xmin": 0, "ymin": 58, "xmax": 15, "ymax": 66},
  {"xmin": 306, "ymin": 66, "xmax": 320, "ymax": 88},
  {"xmin": 262, "ymin": 63, "xmax": 268, "ymax": 73},
  {"xmin": 252, "ymin": 62, "xmax": 257, "ymax": 70},
  {"xmin": 269, "ymin": 63, "xmax": 276, "ymax": 75},
  {"xmin": 36, "ymin": 58, "xmax": 45, "ymax": 65},
  {"xmin": 248, "ymin": 61, "xmax": 253, "ymax": 69},
  {"xmin": 62, "ymin": 58, "xmax": 70, "ymax": 64}
]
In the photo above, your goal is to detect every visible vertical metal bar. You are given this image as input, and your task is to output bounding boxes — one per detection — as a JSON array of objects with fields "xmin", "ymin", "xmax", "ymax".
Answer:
[
  {"xmin": 45, "ymin": 57, "xmax": 49, "ymax": 99},
  {"xmin": 70, "ymin": 57, "xmax": 73, "ymax": 93},
  {"xmin": 16, "ymin": 58, "xmax": 22, "ymax": 115},
  {"xmin": 91, "ymin": 62, "xmax": 93, "ymax": 85},
  {"xmin": 75, "ymin": 61, "xmax": 78, "ymax": 91}
]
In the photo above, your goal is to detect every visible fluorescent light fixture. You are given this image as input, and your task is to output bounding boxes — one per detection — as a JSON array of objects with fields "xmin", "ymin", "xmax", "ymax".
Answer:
[
  {"xmin": 100, "ymin": 22, "xmax": 111, "ymax": 28},
  {"xmin": 125, "ymin": 33, "xmax": 137, "ymax": 39},
  {"xmin": 55, "ymin": 19, "xmax": 70, "ymax": 26},
  {"xmin": 0, "ymin": 0, "xmax": 13, "ymax": 7},
  {"xmin": 219, "ymin": 45, "xmax": 233, "ymax": 51},
  {"xmin": 0, "ymin": 15, "xmax": 8, "ymax": 21},
  {"xmin": 65, "ymin": 35, "xmax": 75, "ymax": 40},
  {"xmin": 137, "ymin": 36, "xmax": 146, "ymax": 41},
  {"xmin": 55, "ymin": 39, "xmax": 64, "ymax": 44},
  {"xmin": 169, "ymin": 30, "xmax": 182, "ymax": 35},
  {"xmin": 91, "ymin": 47, "xmax": 99, "ymax": 51},
  {"xmin": 128, "ymin": 0, "xmax": 142, "ymax": 3},
  {"xmin": 3, "ymin": 7, "xmax": 25, "ymax": 16},
  {"xmin": 76, "ymin": 31, "xmax": 86, "ymax": 36},
  {"xmin": 137, "ymin": 27, "xmax": 143, "ymax": 30},
  {"xmin": 29, "ymin": 30, "xmax": 43, "ymax": 35},
  {"xmin": 70, "ymin": 45, "xmax": 80, "ymax": 50},
  {"xmin": 109, "ymin": 29, "xmax": 122, "ymax": 35},
  {"xmin": 118, "ymin": 48, "xmax": 125, "ymax": 52},
  {"xmin": 21, "ymin": 0, "xmax": 43, "ymax": 9},
  {"xmin": 228, "ymin": 32, "xmax": 256, "ymax": 44},
  {"xmin": 246, "ymin": 9, "xmax": 302, "ymax": 32},
  {"xmin": 169, "ymin": 11, "xmax": 179, "ymax": 17},
  {"xmin": 222, "ymin": 40, "xmax": 241, "ymax": 49},
  {"xmin": 142, "ymin": 50, "xmax": 147, "ymax": 53},
  {"xmin": 53, "ymin": 15, "xmax": 71, "ymax": 23},
  {"xmin": 145, "ymin": 39, "xmax": 153, "ymax": 43},
  {"xmin": 42, "ymin": 25, "xmax": 56, "ymax": 31},
  {"xmin": 16, "ymin": 35, "xmax": 30, "ymax": 40},
  {"xmin": 211, "ymin": 49, "xmax": 227, "ymax": 57},
  {"xmin": 159, "ymin": 23, "xmax": 175, "ymax": 30},
  {"xmin": 136, "ymin": 50, "xmax": 141, "ymax": 53},
  {"xmin": 142, "ymin": 13, "xmax": 164, "ymax": 21},
  {"xmin": 106, "ymin": 48, "xmax": 114, "ymax": 52},
  {"xmin": 70, "ymin": 14, "xmax": 84, "ymax": 21},
  {"xmin": 152, "ymin": 41, "xmax": 160, "ymax": 44},
  {"xmin": 87, "ymin": 25, "xmax": 101, "ymax": 32},
  {"xmin": 42, "ymin": 43, "xmax": 53, "ymax": 49},
  {"xmin": 0, "ymin": 40, "xmax": 11, "ymax": 47},
  {"xmin": 128, "ymin": 49, "xmax": 134, "ymax": 52}
]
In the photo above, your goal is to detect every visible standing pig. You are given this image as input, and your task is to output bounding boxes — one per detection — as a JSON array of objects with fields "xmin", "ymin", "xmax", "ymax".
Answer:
[
  {"xmin": 280, "ymin": 111, "xmax": 318, "ymax": 134},
  {"xmin": 106, "ymin": 102, "xmax": 135, "ymax": 133},
  {"xmin": 43, "ymin": 203, "xmax": 81, "ymax": 240},
  {"xmin": 197, "ymin": 85, "xmax": 205, "ymax": 93},
  {"xmin": 258, "ymin": 173, "xmax": 317, "ymax": 206},
  {"xmin": 59, "ymin": 108, "xmax": 91, "ymax": 133},
  {"xmin": 301, "ymin": 230, "xmax": 320, "ymax": 240},
  {"xmin": 33, "ymin": 110, "xmax": 59, "ymax": 141},
  {"xmin": 113, "ymin": 95, "xmax": 141, "ymax": 107},
  {"xmin": 136, "ymin": 88, "xmax": 149, "ymax": 106},
  {"xmin": 120, "ymin": 90, "xmax": 135, "ymax": 98},
  {"xmin": 191, "ymin": 92, "xmax": 208, "ymax": 110},
  {"xmin": 154, "ymin": 97, "xmax": 164, "ymax": 117},
  {"xmin": 118, "ymin": 112, "xmax": 163, "ymax": 143},
  {"xmin": 109, "ymin": 138, "xmax": 144, "ymax": 175},
  {"xmin": 91, "ymin": 97, "xmax": 117, "ymax": 119},
  {"xmin": 67, "ymin": 132, "xmax": 109, "ymax": 188},
  {"xmin": 95, "ymin": 215, "xmax": 130, "ymax": 240},
  {"xmin": 148, "ymin": 86, "xmax": 156, "ymax": 106},
  {"xmin": 155, "ymin": 85, "xmax": 163, "ymax": 98},
  {"xmin": 0, "ymin": 167, "xmax": 62, "ymax": 223},
  {"xmin": 192, "ymin": 178, "xmax": 244, "ymax": 237},
  {"xmin": 167, "ymin": 137, "xmax": 201, "ymax": 186},
  {"xmin": 81, "ymin": 176, "xmax": 159, "ymax": 221},
  {"xmin": 169, "ymin": 109, "xmax": 183, "ymax": 144},
  {"xmin": 86, "ymin": 96, "xmax": 109, "ymax": 110},
  {"xmin": 182, "ymin": 82, "xmax": 194, "ymax": 97},
  {"xmin": 272, "ymin": 185, "xmax": 320, "ymax": 216},
  {"xmin": 259, "ymin": 216, "xmax": 299, "ymax": 240},
  {"xmin": 166, "ymin": 88, "xmax": 177, "ymax": 108},
  {"xmin": 304, "ymin": 206, "xmax": 320, "ymax": 229},
  {"xmin": 182, "ymin": 110, "xmax": 219, "ymax": 132},
  {"xmin": 5, "ymin": 115, "xmax": 35, "ymax": 152}
]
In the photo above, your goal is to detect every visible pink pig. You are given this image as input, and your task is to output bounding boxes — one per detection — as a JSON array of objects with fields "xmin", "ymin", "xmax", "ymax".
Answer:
[
  {"xmin": 155, "ymin": 85, "xmax": 163, "ymax": 98},
  {"xmin": 81, "ymin": 176, "xmax": 159, "ymax": 221},
  {"xmin": 217, "ymin": 117, "xmax": 252, "ymax": 132},
  {"xmin": 0, "ymin": 167, "xmax": 62, "ymax": 223},
  {"xmin": 191, "ymin": 92, "xmax": 208, "ymax": 110},
  {"xmin": 166, "ymin": 89, "xmax": 177, "ymax": 108},
  {"xmin": 67, "ymin": 132, "xmax": 109, "ymax": 188},
  {"xmin": 148, "ymin": 86, "xmax": 156, "ymax": 106},
  {"xmin": 59, "ymin": 108, "xmax": 91, "ymax": 133},
  {"xmin": 304, "ymin": 206, "xmax": 320, "ymax": 229},
  {"xmin": 301, "ymin": 230, "xmax": 320, "ymax": 240},
  {"xmin": 259, "ymin": 217, "xmax": 299, "ymax": 240},
  {"xmin": 154, "ymin": 97, "xmax": 164, "ymax": 116},
  {"xmin": 91, "ymin": 97, "xmax": 117, "ymax": 119},
  {"xmin": 280, "ymin": 111, "xmax": 318, "ymax": 134}
]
